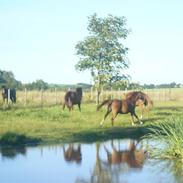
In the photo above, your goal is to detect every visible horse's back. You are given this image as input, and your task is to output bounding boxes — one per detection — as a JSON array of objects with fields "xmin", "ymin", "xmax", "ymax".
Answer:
[{"xmin": 111, "ymin": 99, "xmax": 134, "ymax": 114}]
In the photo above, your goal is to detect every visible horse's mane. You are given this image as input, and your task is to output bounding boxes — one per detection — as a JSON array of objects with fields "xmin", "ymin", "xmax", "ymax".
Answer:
[{"xmin": 125, "ymin": 91, "xmax": 153, "ymax": 109}]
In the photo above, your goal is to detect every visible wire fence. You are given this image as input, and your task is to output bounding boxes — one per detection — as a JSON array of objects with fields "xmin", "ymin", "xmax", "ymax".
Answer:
[{"xmin": 1, "ymin": 88, "xmax": 183, "ymax": 108}]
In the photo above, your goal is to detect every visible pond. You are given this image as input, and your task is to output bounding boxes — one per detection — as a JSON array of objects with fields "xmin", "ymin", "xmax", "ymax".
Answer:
[{"xmin": 0, "ymin": 139, "xmax": 182, "ymax": 183}]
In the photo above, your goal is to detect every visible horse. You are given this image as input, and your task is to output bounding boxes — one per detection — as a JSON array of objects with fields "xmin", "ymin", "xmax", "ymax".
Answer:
[
  {"xmin": 104, "ymin": 141, "xmax": 147, "ymax": 168},
  {"xmin": 97, "ymin": 95, "xmax": 147, "ymax": 126},
  {"xmin": 63, "ymin": 144, "xmax": 82, "ymax": 164},
  {"xmin": 125, "ymin": 91, "xmax": 153, "ymax": 119},
  {"xmin": 1, "ymin": 85, "xmax": 16, "ymax": 104},
  {"xmin": 63, "ymin": 87, "xmax": 82, "ymax": 111}
]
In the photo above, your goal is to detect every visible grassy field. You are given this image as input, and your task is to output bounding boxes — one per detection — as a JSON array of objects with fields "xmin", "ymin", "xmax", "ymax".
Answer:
[{"xmin": 0, "ymin": 100, "xmax": 183, "ymax": 146}]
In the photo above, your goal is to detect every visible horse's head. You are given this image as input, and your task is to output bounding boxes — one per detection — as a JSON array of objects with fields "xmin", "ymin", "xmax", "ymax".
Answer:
[{"xmin": 1, "ymin": 85, "xmax": 7, "ymax": 98}]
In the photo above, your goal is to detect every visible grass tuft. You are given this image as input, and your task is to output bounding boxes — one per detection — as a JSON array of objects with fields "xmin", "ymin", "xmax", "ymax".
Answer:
[{"xmin": 144, "ymin": 115, "xmax": 183, "ymax": 160}]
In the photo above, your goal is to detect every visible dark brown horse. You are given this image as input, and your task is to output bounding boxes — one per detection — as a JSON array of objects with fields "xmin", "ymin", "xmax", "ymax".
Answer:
[
  {"xmin": 63, "ymin": 87, "xmax": 82, "ymax": 111},
  {"xmin": 1, "ymin": 85, "xmax": 16, "ymax": 104},
  {"xmin": 125, "ymin": 91, "xmax": 153, "ymax": 119}
]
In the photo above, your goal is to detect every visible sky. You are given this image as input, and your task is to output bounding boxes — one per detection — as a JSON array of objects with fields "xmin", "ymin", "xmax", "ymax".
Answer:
[{"xmin": 0, "ymin": 0, "xmax": 183, "ymax": 85}]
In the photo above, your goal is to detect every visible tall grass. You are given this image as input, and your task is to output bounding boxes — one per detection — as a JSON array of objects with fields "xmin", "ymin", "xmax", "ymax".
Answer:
[{"xmin": 145, "ymin": 115, "xmax": 183, "ymax": 160}]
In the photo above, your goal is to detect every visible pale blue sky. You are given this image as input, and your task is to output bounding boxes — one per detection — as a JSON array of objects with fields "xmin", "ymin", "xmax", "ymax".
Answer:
[{"xmin": 0, "ymin": 0, "xmax": 183, "ymax": 84}]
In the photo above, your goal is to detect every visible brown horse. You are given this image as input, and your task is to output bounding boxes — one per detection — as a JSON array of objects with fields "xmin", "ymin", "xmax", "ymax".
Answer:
[
  {"xmin": 97, "ymin": 96, "xmax": 147, "ymax": 126},
  {"xmin": 125, "ymin": 91, "xmax": 153, "ymax": 119},
  {"xmin": 63, "ymin": 87, "xmax": 82, "ymax": 111},
  {"xmin": 97, "ymin": 98, "xmax": 141, "ymax": 126}
]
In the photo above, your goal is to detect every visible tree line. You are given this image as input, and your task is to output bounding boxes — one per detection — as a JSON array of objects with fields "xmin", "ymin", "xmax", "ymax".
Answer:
[
  {"xmin": 0, "ymin": 70, "xmax": 92, "ymax": 91},
  {"xmin": 0, "ymin": 69, "xmax": 181, "ymax": 91}
]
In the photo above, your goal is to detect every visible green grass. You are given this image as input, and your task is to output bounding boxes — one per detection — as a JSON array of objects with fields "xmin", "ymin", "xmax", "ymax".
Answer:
[{"xmin": 0, "ymin": 101, "xmax": 183, "ymax": 146}]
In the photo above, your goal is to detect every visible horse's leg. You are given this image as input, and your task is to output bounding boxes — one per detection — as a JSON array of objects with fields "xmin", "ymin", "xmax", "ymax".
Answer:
[
  {"xmin": 63, "ymin": 102, "xmax": 66, "ymax": 110},
  {"xmin": 2, "ymin": 97, "xmax": 6, "ymax": 109},
  {"xmin": 140, "ymin": 104, "xmax": 145, "ymax": 120},
  {"xmin": 78, "ymin": 103, "xmax": 81, "ymax": 112},
  {"xmin": 100, "ymin": 108, "xmax": 112, "ymax": 127},
  {"xmin": 133, "ymin": 111, "xmax": 143, "ymax": 125},
  {"xmin": 111, "ymin": 112, "xmax": 118, "ymax": 126},
  {"xmin": 130, "ymin": 113, "xmax": 135, "ymax": 126},
  {"xmin": 3, "ymin": 97, "xmax": 8, "ymax": 109}
]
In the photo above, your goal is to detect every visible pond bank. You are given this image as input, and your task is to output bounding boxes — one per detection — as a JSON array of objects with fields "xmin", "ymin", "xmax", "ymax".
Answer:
[
  {"xmin": 0, "ymin": 102, "xmax": 183, "ymax": 147},
  {"xmin": 0, "ymin": 125, "xmax": 151, "ymax": 147}
]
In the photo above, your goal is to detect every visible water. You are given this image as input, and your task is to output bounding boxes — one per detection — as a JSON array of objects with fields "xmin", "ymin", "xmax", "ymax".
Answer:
[{"xmin": 0, "ymin": 139, "xmax": 182, "ymax": 183}]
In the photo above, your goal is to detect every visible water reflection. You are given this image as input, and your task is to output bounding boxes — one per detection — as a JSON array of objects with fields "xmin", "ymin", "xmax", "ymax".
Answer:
[
  {"xmin": 103, "ymin": 140, "xmax": 146, "ymax": 168},
  {"xmin": 63, "ymin": 144, "xmax": 82, "ymax": 164},
  {"xmin": 0, "ymin": 139, "xmax": 181, "ymax": 183},
  {"xmin": 0, "ymin": 146, "xmax": 26, "ymax": 159},
  {"xmin": 76, "ymin": 140, "xmax": 147, "ymax": 183}
]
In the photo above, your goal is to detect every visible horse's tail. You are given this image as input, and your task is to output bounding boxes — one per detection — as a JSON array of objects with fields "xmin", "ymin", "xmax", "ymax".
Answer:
[{"xmin": 97, "ymin": 99, "xmax": 112, "ymax": 111}]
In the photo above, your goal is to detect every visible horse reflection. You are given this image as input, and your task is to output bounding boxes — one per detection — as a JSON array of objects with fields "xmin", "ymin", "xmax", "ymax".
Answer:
[
  {"xmin": 63, "ymin": 144, "xmax": 82, "ymax": 164},
  {"xmin": 74, "ymin": 140, "xmax": 147, "ymax": 183},
  {"xmin": 104, "ymin": 141, "xmax": 147, "ymax": 168}
]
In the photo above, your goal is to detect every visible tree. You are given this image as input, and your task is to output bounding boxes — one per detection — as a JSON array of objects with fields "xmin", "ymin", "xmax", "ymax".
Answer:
[
  {"xmin": 75, "ymin": 14, "xmax": 130, "ymax": 104},
  {"xmin": 25, "ymin": 79, "xmax": 48, "ymax": 90},
  {"xmin": 0, "ymin": 70, "xmax": 22, "ymax": 88}
]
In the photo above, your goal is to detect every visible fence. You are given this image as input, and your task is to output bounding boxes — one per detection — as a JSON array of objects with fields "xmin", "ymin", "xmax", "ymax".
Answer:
[{"xmin": 1, "ymin": 88, "xmax": 183, "ymax": 107}]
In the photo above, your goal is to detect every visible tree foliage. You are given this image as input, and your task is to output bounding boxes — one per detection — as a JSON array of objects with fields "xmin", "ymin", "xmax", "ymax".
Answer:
[
  {"xmin": 0, "ymin": 70, "xmax": 21, "ymax": 88},
  {"xmin": 75, "ymin": 14, "xmax": 130, "ymax": 103}
]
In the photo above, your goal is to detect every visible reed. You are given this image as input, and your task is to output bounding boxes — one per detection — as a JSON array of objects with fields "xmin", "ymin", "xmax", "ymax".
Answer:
[{"xmin": 144, "ymin": 115, "xmax": 183, "ymax": 160}]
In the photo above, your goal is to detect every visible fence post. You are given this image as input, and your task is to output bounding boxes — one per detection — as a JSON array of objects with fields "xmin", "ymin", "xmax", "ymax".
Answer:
[
  {"xmin": 111, "ymin": 87, "xmax": 113, "ymax": 99},
  {"xmin": 55, "ymin": 88, "xmax": 57, "ymax": 105},
  {"xmin": 169, "ymin": 88, "xmax": 171, "ymax": 101},
  {"xmin": 118, "ymin": 88, "xmax": 121, "ymax": 99},
  {"xmin": 41, "ymin": 89, "xmax": 43, "ymax": 107},
  {"xmin": 24, "ymin": 88, "xmax": 27, "ymax": 106},
  {"xmin": 90, "ymin": 87, "xmax": 93, "ymax": 101},
  {"xmin": 96, "ymin": 89, "xmax": 97, "ymax": 105},
  {"xmin": 101, "ymin": 86, "xmax": 103, "ymax": 101},
  {"xmin": 8, "ymin": 89, "xmax": 11, "ymax": 105}
]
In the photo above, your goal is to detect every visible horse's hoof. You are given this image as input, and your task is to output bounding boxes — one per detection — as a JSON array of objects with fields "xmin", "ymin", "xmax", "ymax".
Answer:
[{"xmin": 140, "ymin": 121, "xmax": 143, "ymax": 125}]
